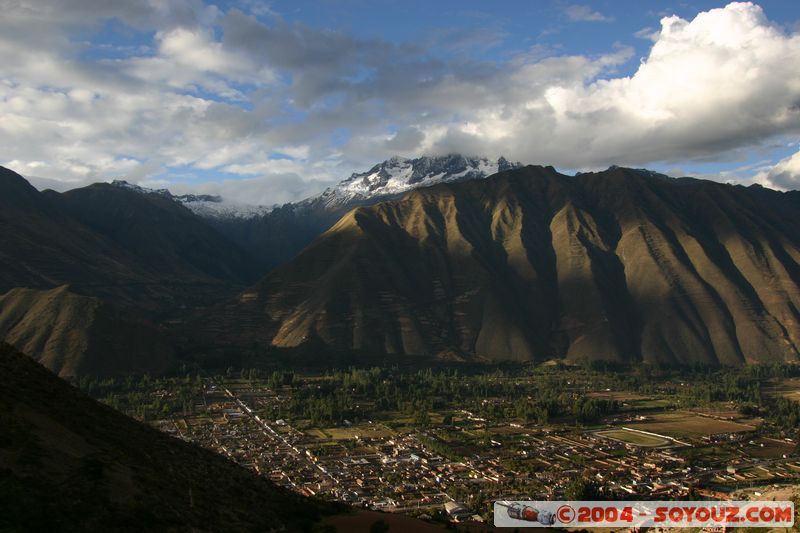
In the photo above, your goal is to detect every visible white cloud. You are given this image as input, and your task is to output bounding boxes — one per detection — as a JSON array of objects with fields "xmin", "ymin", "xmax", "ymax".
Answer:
[
  {"xmin": 124, "ymin": 27, "xmax": 276, "ymax": 98},
  {"xmin": 754, "ymin": 149, "xmax": 800, "ymax": 189},
  {"xmin": 634, "ymin": 26, "xmax": 659, "ymax": 41},
  {"xmin": 419, "ymin": 2, "xmax": 800, "ymax": 171},
  {"xmin": 565, "ymin": 5, "xmax": 614, "ymax": 23},
  {"xmin": 1, "ymin": 1, "xmax": 799, "ymax": 203},
  {"xmin": 169, "ymin": 172, "xmax": 333, "ymax": 206},
  {"xmin": 222, "ymin": 157, "xmax": 304, "ymax": 176}
]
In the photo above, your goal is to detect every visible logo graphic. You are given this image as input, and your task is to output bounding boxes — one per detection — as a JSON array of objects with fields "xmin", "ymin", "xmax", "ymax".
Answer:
[
  {"xmin": 494, "ymin": 501, "xmax": 794, "ymax": 528},
  {"xmin": 496, "ymin": 502, "xmax": 555, "ymax": 525}
]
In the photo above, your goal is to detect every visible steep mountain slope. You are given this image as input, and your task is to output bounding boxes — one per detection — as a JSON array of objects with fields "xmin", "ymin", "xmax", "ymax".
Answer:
[
  {"xmin": 0, "ymin": 342, "xmax": 340, "ymax": 532},
  {"xmin": 214, "ymin": 166, "xmax": 800, "ymax": 365},
  {"xmin": 0, "ymin": 167, "xmax": 158, "ymax": 305},
  {"xmin": 0, "ymin": 166, "xmax": 257, "ymax": 311},
  {"xmin": 53, "ymin": 181, "xmax": 259, "ymax": 286},
  {"xmin": 0, "ymin": 286, "xmax": 174, "ymax": 379},
  {"xmin": 0, "ymin": 166, "xmax": 259, "ymax": 376},
  {"xmin": 205, "ymin": 155, "xmax": 522, "ymax": 271}
]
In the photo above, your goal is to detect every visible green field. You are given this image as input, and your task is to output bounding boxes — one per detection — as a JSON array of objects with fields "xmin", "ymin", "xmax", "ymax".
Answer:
[{"xmin": 595, "ymin": 429, "xmax": 671, "ymax": 447}]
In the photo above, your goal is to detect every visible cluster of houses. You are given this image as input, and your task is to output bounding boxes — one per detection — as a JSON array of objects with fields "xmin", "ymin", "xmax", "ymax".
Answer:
[{"xmin": 153, "ymin": 382, "xmax": 798, "ymax": 524}]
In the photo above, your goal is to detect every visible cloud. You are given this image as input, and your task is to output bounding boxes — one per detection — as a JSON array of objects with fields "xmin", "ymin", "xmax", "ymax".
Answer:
[
  {"xmin": 754, "ymin": 149, "xmax": 800, "ymax": 189},
  {"xmin": 425, "ymin": 26, "xmax": 509, "ymax": 54},
  {"xmin": 1, "ymin": 1, "xmax": 799, "ymax": 202},
  {"xmin": 122, "ymin": 27, "xmax": 277, "ymax": 100},
  {"xmin": 169, "ymin": 172, "xmax": 333, "ymax": 206},
  {"xmin": 419, "ymin": 2, "xmax": 800, "ymax": 170},
  {"xmin": 634, "ymin": 26, "xmax": 659, "ymax": 41},
  {"xmin": 384, "ymin": 127, "xmax": 425, "ymax": 152},
  {"xmin": 565, "ymin": 5, "xmax": 614, "ymax": 23}
]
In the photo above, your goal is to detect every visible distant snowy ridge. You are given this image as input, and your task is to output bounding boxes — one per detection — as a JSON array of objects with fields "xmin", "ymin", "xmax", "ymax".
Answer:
[
  {"xmin": 111, "ymin": 180, "xmax": 172, "ymax": 197},
  {"xmin": 109, "ymin": 155, "xmax": 522, "ymax": 220},
  {"xmin": 110, "ymin": 180, "xmax": 274, "ymax": 219},
  {"xmin": 307, "ymin": 154, "xmax": 523, "ymax": 209},
  {"xmin": 175, "ymin": 197, "xmax": 274, "ymax": 219}
]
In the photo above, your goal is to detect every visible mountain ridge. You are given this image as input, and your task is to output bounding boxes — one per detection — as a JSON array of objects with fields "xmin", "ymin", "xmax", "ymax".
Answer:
[
  {"xmin": 55, "ymin": 182, "xmax": 260, "ymax": 285},
  {"xmin": 0, "ymin": 165, "xmax": 260, "ymax": 377},
  {"xmin": 205, "ymin": 165, "xmax": 800, "ymax": 366},
  {"xmin": 305, "ymin": 154, "xmax": 523, "ymax": 210},
  {"xmin": 199, "ymin": 154, "xmax": 524, "ymax": 270},
  {"xmin": 0, "ymin": 165, "xmax": 259, "ymax": 311},
  {"xmin": 97, "ymin": 155, "xmax": 520, "ymax": 224}
]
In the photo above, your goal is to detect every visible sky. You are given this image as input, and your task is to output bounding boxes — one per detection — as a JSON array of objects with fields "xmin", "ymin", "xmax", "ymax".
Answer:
[{"xmin": 1, "ymin": 0, "xmax": 799, "ymax": 205}]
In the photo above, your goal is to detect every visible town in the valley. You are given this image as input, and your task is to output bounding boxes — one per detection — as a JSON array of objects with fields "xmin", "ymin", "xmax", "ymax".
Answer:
[{"xmin": 81, "ymin": 363, "xmax": 800, "ymax": 524}]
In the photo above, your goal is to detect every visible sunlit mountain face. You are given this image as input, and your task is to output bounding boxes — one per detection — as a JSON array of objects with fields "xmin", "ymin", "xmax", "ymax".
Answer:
[{"xmin": 204, "ymin": 165, "xmax": 800, "ymax": 366}]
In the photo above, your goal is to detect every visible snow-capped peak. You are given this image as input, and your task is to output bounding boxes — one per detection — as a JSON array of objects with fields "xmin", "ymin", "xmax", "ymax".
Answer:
[
  {"xmin": 311, "ymin": 154, "xmax": 523, "ymax": 209},
  {"xmin": 110, "ymin": 180, "xmax": 171, "ymax": 197},
  {"xmin": 107, "ymin": 155, "xmax": 522, "ymax": 221}
]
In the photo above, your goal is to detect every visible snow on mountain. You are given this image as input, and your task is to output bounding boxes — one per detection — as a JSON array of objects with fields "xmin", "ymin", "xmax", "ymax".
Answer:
[
  {"xmin": 110, "ymin": 180, "xmax": 274, "ymax": 219},
  {"xmin": 109, "ymin": 155, "xmax": 521, "ymax": 221},
  {"xmin": 308, "ymin": 154, "xmax": 523, "ymax": 209},
  {"xmin": 110, "ymin": 180, "xmax": 172, "ymax": 198},
  {"xmin": 174, "ymin": 195, "xmax": 274, "ymax": 219}
]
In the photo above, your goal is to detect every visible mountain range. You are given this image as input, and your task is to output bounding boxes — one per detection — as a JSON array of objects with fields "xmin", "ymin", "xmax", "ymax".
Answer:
[
  {"xmin": 209, "ymin": 165, "xmax": 800, "ymax": 366},
  {"xmin": 194, "ymin": 154, "xmax": 523, "ymax": 271},
  {"xmin": 0, "ymin": 167, "xmax": 258, "ymax": 313},
  {"xmin": 2, "ymin": 158, "xmax": 800, "ymax": 376},
  {"xmin": 0, "ymin": 166, "xmax": 258, "ymax": 377},
  {"xmin": 0, "ymin": 157, "xmax": 519, "ymax": 375}
]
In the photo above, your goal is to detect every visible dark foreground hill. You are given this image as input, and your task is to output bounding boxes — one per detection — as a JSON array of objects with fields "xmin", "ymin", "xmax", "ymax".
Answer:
[
  {"xmin": 210, "ymin": 166, "xmax": 800, "ymax": 366},
  {"xmin": 0, "ymin": 342, "xmax": 341, "ymax": 532}
]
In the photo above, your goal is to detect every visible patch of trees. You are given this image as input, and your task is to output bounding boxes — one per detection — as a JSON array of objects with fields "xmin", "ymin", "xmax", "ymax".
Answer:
[{"xmin": 417, "ymin": 435, "xmax": 464, "ymax": 462}]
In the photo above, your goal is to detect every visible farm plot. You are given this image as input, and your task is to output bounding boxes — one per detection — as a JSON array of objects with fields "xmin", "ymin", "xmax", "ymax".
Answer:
[
  {"xmin": 595, "ymin": 429, "xmax": 671, "ymax": 448},
  {"xmin": 317, "ymin": 424, "xmax": 396, "ymax": 440},
  {"xmin": 627, "ymin": 412, "xmax": 756, "ymax": 439}
]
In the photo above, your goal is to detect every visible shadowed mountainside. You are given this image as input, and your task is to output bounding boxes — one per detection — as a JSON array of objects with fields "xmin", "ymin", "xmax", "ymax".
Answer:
[
  {"xmin": 0, "ymin": 286, "xmax": 174, "ymax": 379},
  {"xmin": 52, "ymin": 182, "xmax": 259, "ymax": 286},
  {"xmin": 0, "ymin": 342, "xmax": 343, "ymax": 532},
  {"xmin": 0, "ymin": 167, "xmax": 159, "ymax": 307},
  {"xmin": 0, "ymin": 166, "xmax": 257, "ymax": 312},
  {"xmin": 210, "ymin": 166, "xmax": 800, "ymax": 366},
  {"xmin": 0, "ymin": 166, "xmax": 259, "ymax": 376}
]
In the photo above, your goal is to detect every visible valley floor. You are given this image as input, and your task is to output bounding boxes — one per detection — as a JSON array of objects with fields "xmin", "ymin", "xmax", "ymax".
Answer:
[{"xmin": 82, "ymin": 363, "xmax": 800, "ymax": 527}]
